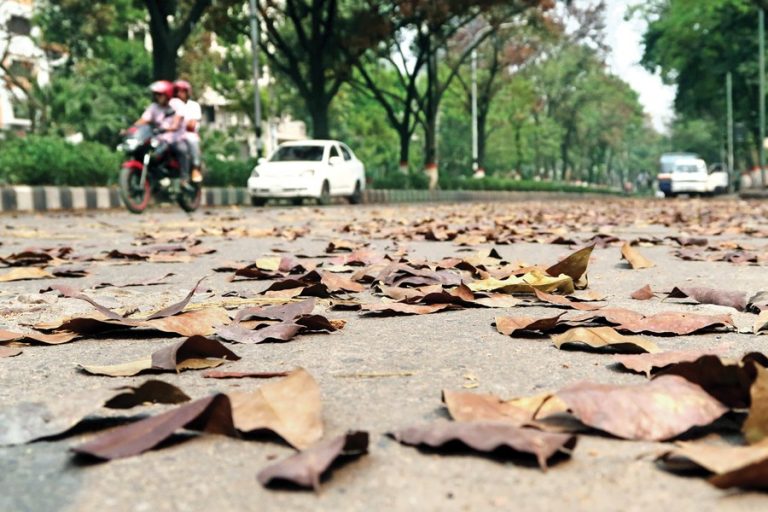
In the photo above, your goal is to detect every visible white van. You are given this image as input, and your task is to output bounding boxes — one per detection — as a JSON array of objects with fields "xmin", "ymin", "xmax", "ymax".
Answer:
[{"xmin": 657, "ymin": 154, "xmax": 728, "ymax": 197}]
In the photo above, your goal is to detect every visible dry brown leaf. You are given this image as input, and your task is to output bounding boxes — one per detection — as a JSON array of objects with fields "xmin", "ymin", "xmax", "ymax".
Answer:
[
  {"xmin": 620, "ymin": 243, "xmax": 654, "ymax": 269},
  {"xmin": 228, "ymin": 368, "xmax": 323, "ymax": 449},
  {"xmin": 495, "ymin": 313, "xmax": 566, "ymax": 336},
  {"xmin": 545, "ymin": 245, "xmax": 594, "ymax": 285},
  {"xmin": 533, "ymin": 289, "xmax": 603, "ymax": 311},
  {"xmin": 390, "ymin": 421, "xmax": 577, "ymax": 470},
  {"xmin": 630, "ymin": 284, "xmax": 655, "ymax": 301},
  {"xmin": 744, "ymin": 365, "xmax": 768, "ymax": 444},
  {"xmin": 552, "ymin": 327, "xmax": 660, "ymax": 354},
  {"xmin": 556, "ymin": 375, "xmax": 727, "ymax": 441},
  {"xmin": 668, "ymin": 286, "xmax": 747, "ymax": 311},
  {"xmin": 613, "ymin": 348, "xmax": 728, "ymax": 378},
  {"xmin": 0, "ymin": 267, "xmax": 53, "ymax": 282},
  {"xmin": 257, "ymin": 431, "xmax": 369, "ymax": 491}
]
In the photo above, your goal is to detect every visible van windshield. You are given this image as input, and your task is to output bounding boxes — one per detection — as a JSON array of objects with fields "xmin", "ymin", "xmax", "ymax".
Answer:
[{"xmin": 674, "ymin": 164, "xmax": 699, "ymax": 173}]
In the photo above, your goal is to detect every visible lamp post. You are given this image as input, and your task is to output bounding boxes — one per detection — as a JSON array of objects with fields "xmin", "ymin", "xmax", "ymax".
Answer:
[
  {"xmin": 248, "ymin": 0, "xmax": 262, "ymax": 157},
  {"xmin": 471, "ymin": 48, "xmax": 479, "ymax": 173},
  {"xmin": 726, "ymin": 72, "xmax": 734, "ymax": 190},
  {"xmin": 760, "ymin": 9, "xmax": 766, "ymax": 186}
]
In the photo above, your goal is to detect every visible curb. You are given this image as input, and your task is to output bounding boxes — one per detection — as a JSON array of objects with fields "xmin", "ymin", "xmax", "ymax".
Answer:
[
  {"xmin": 739, "ymin": 189, "xmax": 768, "ymax": 200},
  {"xmin": 0, "ymin": 186, "xmax": 614, "ymax": 213}
]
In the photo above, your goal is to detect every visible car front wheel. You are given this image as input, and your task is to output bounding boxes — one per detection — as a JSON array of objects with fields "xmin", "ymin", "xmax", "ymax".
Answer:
[
  {"xmin": 318, "ymin": 181, "xmax": 331, "ymax": 205},
  {"xmin": 348, "ymin": 181, "xmax": 362, "ymax": 204}
]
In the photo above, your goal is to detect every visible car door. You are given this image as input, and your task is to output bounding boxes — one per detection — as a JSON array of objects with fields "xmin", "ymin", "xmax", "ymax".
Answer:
[
  {"xmin": 339, "ymin": 143, "xmax": 362, "ymax": 191},
  {"xmin": 326, "ymin": 144, "xmax": 345, "ymax": 194}
]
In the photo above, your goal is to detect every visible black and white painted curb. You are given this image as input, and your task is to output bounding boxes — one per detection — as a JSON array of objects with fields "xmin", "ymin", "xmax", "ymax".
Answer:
[{"xmin": 0, "ymin": 186, "xmax": 609, "ymax": 213}]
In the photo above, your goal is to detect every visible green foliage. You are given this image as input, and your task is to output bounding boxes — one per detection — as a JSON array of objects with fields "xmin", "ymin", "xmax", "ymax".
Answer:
[
  {"xmin": 371, "ymin": 171, "xmax": 430, "ymax": 190},
  {"xmin": 0, "ymin": 136, "xmax": 120, "ymax": 186},
  {"xmin": 204, "ymin": 157, "xmax": 257, "ymax": 187},
  {"xmin": 438, "ymin": 175, "xmax": 619, "ymax": 194}
]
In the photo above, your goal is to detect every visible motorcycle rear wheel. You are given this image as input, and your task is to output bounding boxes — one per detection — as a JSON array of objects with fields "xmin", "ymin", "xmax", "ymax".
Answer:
[
  {"xmin": 178, "ymin": 182, "xmax": 202, "ymax": 213},
  {"xmin": 119, "ymin": 166, "xmax": 151, "ymax": 214}
]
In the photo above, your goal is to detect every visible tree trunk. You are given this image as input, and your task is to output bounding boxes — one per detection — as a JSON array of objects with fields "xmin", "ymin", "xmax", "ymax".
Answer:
[
  {"xmin": 398, "ymin": 128, "xmax": 410, "ymax": 173},
  {"xmin": 151, "ymin": 40, "xmax": 177, "ymax": 80},
  {"xmin": 308, "ymin": 98, "xmax": 331, "ymax": 139},
  {"xmin": 477, "ymin": 109, "xmax": 488, "ymax": 171},
  {"xmin": 423, "ymin": 36, "xmax": 438, "ymax": 190},
  {"xmin": 514, "ymin": 123, "xmax": 523, "ymax": 175}
]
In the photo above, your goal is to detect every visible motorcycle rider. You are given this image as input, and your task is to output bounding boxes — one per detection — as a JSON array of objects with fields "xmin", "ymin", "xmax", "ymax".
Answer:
[
  {"xmin": 134, "ymin": 80, "xmax": 191, "ymax": 186},
  {"xmin": 174, "ymin": 80, "xmax": 203, "ymax": 183}
]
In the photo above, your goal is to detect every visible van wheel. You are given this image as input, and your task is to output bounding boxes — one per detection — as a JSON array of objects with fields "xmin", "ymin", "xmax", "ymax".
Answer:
[
  {"xmin": 291, "ymin": 197, "xmax": 303, "ymax": 206},
  {"xmin": 251, "ymin": 197, "xmax": 267, "ymax": 207}
]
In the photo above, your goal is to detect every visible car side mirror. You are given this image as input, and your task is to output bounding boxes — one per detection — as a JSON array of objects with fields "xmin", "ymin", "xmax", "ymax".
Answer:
[
  {"xmin": 257, "ymin": 157, "xmax": 266, "ymax": 165},
  {"xmin": 329, "ymin": 156, "xmax": 343, "ymax": 166}
]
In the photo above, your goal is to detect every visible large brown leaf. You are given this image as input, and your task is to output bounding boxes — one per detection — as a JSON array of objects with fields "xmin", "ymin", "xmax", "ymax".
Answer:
[
  {"xmin": 656, "ymin": 353, "xmax": 768, "ymax": 408},
  {"xmin": 390, "ymin": 421, "xmax": 577, "ymax": 470},
  {"xmin": 0, "ymin": 380, "xmax": 190, "ymax": 445},
  {"xmin": 616, "ymin": 311, "xmax": 734, "ymax": 335},
  {"xmin": 228, "ymin": 368, "xmax": 323, "ymax": 449},
  {"xmin": 613, "ymin": 348, "xmax": 727, "ymax": 378},
  {"xmin": 668, "ymin": 286, "xmax": 747, "ymax": 311},
  {"xmin": 257, "ymin": 431, "xmax": 369, "ymax": 491},
  {"xmin": 79, "ymin": 336, "xmax": 240, "ymax": 377},
  {"xmin": 532, "ymin": 289, "xmax": 603, "ymax": 311},
  {"xmin": 551, "ymin": 327, "xmax": 660, "ymax": 354},
  {"xmin": 442, "ymin": 390, "xmax": 565, "ymax": 425},
  {"xmin": 556, "ymin": 375, "xmax": 727, "ymax": 441},
  {"xmin": 0, "ymin": 267, "xmax": 53, "ymax": 282},
  {"xmin": 234, "ymin": 298, "xmax": 316, "ymax": 322},
  {"xmin": 72, "ymin": 394, "xmax": 237, "ymax": 460},
  {"xmin": 217, "ymin": 322, "xmax": 303, "ymax": 344},
  {"xmin": 0, "ymin": 328, "xmax": 78, "ymax": 345}
]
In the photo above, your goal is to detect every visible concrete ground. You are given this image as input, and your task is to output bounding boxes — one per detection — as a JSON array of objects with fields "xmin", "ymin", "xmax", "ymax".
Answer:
[{"xmin": 1, "ymin": 197, "xmax": 768, "ymax": 512}]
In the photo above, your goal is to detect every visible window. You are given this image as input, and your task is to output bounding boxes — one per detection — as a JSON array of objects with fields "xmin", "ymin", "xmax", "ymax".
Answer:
[
  {"xmin": 329, "ymin": 145, "xmax": 340, "ymax": 159},
  {"xmin": 10, "ymin": 95, "xmax": 28, "ymax": 120},
  {"xmin": 340, "ymin": 144, "xmax": 352, "ymax": 161},
  {"xmin": 270, "ymin": 145, "xmax": 325, "ymax": 162},
  {"xmin": 203, "ymin": 106, "xmax": 215, "ymax": 124},
  {"xmin": 7, "ymin": 15, "xmax": 31, "ymax": 36}
]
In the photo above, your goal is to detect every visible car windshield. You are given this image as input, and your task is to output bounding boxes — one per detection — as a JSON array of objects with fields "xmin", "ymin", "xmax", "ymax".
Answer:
[
  {"xmin": 674, "ymin": 164, "xmax": 699, "ymax": 173},
  {"xmin": 270, "ymin": 145, "xmax": 325, "ymax": 162}
]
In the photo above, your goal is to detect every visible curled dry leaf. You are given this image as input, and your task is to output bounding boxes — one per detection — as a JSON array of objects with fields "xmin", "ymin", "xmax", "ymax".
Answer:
[
  {"xmin": 0, "ymin": 380, "xmax": 190, "ymax": 445},
  {"xmin": 79, "ymin": 336, "xmax": 240, "ymax": 377},
  {"xmin": 360, "ymin": 302, "xmax": 455, "ymax": 316},
  {"xmin": 656, "ymin": 353, "xmax": 768, "ymax": 408},
  {"xmin": 257, "ymin": 431, "xmax": 369, "ymax": 491},
  {"xmin": 228, "ymin": 368, "xmax": 323, "ymax": 449},
  {"xmin": 495, "ymin": 313, "xmax": 566, "ymax": 336},
  {"xmin": 552, "ymin": 327, "xmax": 660, "ymax": 354},
  {"xmin": 620, "ymin": 243, "xmax": 654, "ymax": 269},
  {"xmin": 0, "ymin": 328, "xmax": 78, "ymax": 345},
  {"xmin": 616, "ymin": 311, "xmax": 734, "ymax": 335},
  {"xmin": 744, "ymin": 365, "xmax": 768, "ymax": 444},
  {"xmin": 0, "ymin": 267, "xmax": 53, "ymax": 282},
  {"xmin": 668, "ymin": 286, "xmax": 747, "ymax": 311},
  {"xmin": 217, "ymin": 322, "xmax": 302, "ymax": 344},
  {"xmin": 442, "ymin": 390, "xmax": 565, "ymax": 425},
  {"xmin": 469, "ymin": 270, "xmax": 574, "ymax": 295},
  {"xmin": 202, "ymin": 370, "xmax": 291, "ymax": 379},
  {"xmin": 390, "ymin": 421, "xmax": 577, "ymax": 470},
  {"xmin": 556, "ymin": 375, "xmax": 728, "ymax": 441},
  {"xmin": 145, "ymin": 276, "xmax": 206, "ymax": 320},
  {"xmin": 747, "ymin": 291, "xmax": 768, "ymax": 313},
  {"xmin": 0, "ymin": 346, "xmax": 22, "ymax": 357},
  {"xmin": 72, "ymin": 394, "xmax": 237, "ymax": 461},
  {"xmin": 235, "ymin": 298, "xmax": 316, "ymax": 323},
  {"xmin": 630, "ymin": 284, "xmax": 655, "ymax": 301},
  {"xmin": 613, "ymin": 348, "xmax": 728, "ymax": 378},
  {"xmin": 659, "ymin": 440, "xmax": 768, "ymax": 490},
  {"xmin": 533, "ymin": 289, "xmax": 603, "ymax": 311},
  {"xmin": 545, "ymin": 245, "xmax": 594, "ymax": 285}
]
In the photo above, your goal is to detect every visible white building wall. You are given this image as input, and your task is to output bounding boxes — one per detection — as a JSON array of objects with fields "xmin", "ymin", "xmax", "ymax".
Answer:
[{"xmin": 0, "ymin": 0, "xmax": 48, "ymax": 130}]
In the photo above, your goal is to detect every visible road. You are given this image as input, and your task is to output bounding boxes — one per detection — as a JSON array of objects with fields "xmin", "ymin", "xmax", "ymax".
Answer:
[{"xmin": 1, "ymin": 197, "xmax": 768, "ymax": 512}]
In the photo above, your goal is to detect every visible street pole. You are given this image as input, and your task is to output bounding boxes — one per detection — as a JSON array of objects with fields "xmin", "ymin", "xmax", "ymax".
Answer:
[
  {"xmin": 760, "ymin": 9, "xmax": 766, "ymax": 186},
  {"xmin": 248, "ymin": 0, "xmax": 262, "ymax": 157},
  {"xmin": 471, "ymin": 48, "xmax": 479, "ymax": 173},
  {"xmin": 726, "ymin": 72, "xmax": 734, "ymax": 190}
]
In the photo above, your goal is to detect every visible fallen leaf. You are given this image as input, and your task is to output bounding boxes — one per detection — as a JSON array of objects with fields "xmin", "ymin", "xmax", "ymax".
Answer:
[
  {"xmin": 552, "ymin": 327, "xmax": 660, "ymax": 354},
  {"xmin": 202, "ymin": 370, "xmax": 291, "ymax": 379},
  {"xmin": 495, "ymin": 313, "xmax": 566, "ymax": 336},
  {"xmin": 360, "ymin": 302, "xmax": 455, "ymax": 316},
  {"xmin": 744, "ymin": 365, "xmax": 768, "ymax": 444},
  {"xmin": 630, "ymin": 284, "xmax": 655, "ymax": 301},
  {"xmin": 469, "ymin": 270, "xmax": 574, "ymax": 295},
  {"xmin": 668, "ymin": 286, "xmax": 747, "ymax": 311},
  {"xmin": 72, "ymin": 394, "xmax": 236, "ymax": 460},
  {"xmin": 0, "ymin": 328, "xmax": 79, "ymax": 345},
  {"xmin": 613, "ymin": 348, "xmax": 728, "ymax": 378},
  {"xmin": 556, "ymin": 375, "xmax": 727, "ymax": 441},
  {"xmin": 755, "ymin": 311, "xmax": 768, "ymax": 334},
  {"xmin": 533, "ymin": 289, "xmax": 603, "ymax": 311},
  {"xmin": 545, "ymin": 245, "xmax": 594, "ymax": 284},
  {"xmin": 443, "ymin": 390, "xmax": 542, "ymax": 425},
  {"xmin": 234, "ymin": 298, "xmax": 316, "ymax": 322},
  {"xmin": 617, "ymin": 311, "xmax": 734, "ymax": 335},
  {"xmin": 145, "ymin": 276, "xmax": 206, "ymax": 320},
  {"xmin": 620, "ymin": 243, "xmax": 654, "ymax": 269},
  {"xmin": 228, "ymin": 368, "xmax": 323, "ymax": 449},
  {"xmin": 79, "ymin": 336, "xmax": 240, "ymax": 377},
  {"xmin": 390, "ymin": 421, "xmax": 576, "ymax": 470},
  {"xmin": 0, "ymin": 267, "xmax": 53, "ymax": 282},
  {"xmin": 0, "ymin": 346, "xmax": 22, "ymax": 357},
  {"xmin": 217, "ymin": 322, "xmax": 302, "ymax": 344},
  {"xmin": 257, "ymin": 431, "xmax": 369, "ymax": 491},
  {"xmin": 0, "ymin": 380, "xmax": 190, "ymax": 445}
]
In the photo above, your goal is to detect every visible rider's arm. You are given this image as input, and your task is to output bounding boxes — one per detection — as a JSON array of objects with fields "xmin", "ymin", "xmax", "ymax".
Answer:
[
  {"xmin": 186, "ymin": 119, "xmax": 198, "ymax": 132},
  {"xmin": 167, "ymin": 114, "xmax": 183, "ymax": 132}
]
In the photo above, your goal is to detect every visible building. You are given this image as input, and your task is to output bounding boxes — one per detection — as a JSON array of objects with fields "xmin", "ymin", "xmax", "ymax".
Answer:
[{"xmin": 0, "ymin": 0, "xmax": 52, "ymax": 131}]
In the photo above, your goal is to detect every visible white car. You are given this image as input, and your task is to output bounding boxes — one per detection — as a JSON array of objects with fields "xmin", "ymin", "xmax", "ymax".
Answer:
[{"xmin": 247, "ymin": 140, "xmax": 366, "ymax": 206}]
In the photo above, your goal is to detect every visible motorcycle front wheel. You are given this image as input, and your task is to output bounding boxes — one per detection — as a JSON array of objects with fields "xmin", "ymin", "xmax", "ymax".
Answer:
[
  {"xmin": 178, "ymin": 182, "xmax": 202, "ymax": 213},
  {"xmin": 119, "ymin": 166, "xmax": 151, "ymax": 214}
]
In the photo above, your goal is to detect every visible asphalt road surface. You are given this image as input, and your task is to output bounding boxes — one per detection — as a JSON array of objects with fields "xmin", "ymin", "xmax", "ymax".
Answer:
[{"xmin": 2, "ymin": 197, "xmax": 768, "ymax": 512}]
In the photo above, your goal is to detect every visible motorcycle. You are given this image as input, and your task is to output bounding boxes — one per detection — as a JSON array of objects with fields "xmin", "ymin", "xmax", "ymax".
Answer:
[{"xmin": 117, "ymin": 124, "xmax": 202, "ymax": 214}]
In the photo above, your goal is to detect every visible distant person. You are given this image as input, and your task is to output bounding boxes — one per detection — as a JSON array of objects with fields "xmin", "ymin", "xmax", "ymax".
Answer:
[
  {"xmin": 134, "ymin": 80, "xmax": 191, "ymax": 186},
  {"xmin": 174, "ymin": 80, "xmax": 203, "ymax": 183}
]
